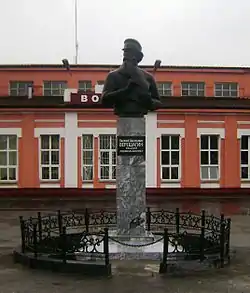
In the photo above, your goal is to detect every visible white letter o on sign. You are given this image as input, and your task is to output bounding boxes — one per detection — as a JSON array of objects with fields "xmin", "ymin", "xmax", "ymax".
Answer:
[{"xmin": 91, "ymin": 95, "xmax": 100, "ymax": 103}]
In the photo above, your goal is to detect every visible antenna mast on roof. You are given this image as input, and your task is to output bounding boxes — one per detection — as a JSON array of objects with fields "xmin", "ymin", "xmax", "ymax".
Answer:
[{"xmin": 74, "ymin": 0, "xmax": 79, "ymax": 64}]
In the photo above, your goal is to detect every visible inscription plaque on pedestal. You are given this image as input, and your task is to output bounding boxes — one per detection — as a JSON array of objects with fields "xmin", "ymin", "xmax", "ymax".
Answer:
[{"xmin": 117, "ymin": 136, "xmax": 145, "ymax": 156}]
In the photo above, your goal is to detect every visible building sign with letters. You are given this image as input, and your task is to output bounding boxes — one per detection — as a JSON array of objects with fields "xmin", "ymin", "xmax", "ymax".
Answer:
[
  {"xmin": 69, "ymin": 92, "xmax": 101, "ymax": 105},
  {"xmin": 117, "ymin": 136, "xmax": 146, "ymax": 156}
]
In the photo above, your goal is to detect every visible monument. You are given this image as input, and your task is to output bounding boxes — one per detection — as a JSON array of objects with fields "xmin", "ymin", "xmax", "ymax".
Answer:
[{"xmin": 101, "ymin": 39, "xmax": 162, "ymax": 241}]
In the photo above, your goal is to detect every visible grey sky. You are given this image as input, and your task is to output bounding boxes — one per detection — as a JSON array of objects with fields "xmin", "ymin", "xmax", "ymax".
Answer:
[{"xmin": 1, "ymin": 0, "xmax": 249, "ymax": 66}]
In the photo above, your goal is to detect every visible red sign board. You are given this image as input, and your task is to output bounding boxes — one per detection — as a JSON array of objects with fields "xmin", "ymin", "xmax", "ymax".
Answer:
[{"xmin": 69, "ymin": 91, "xmax": 101, "ymax": 105}]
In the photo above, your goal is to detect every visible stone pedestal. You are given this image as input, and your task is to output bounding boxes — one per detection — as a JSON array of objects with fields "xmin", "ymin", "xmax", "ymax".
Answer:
[{"xmin": 116, "ymin": 117, "xmax": 146, "ymax": 237}]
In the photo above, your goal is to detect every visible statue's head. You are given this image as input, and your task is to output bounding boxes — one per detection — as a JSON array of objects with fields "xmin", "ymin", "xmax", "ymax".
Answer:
[{"xmin": 122, "ymin": 38, "xmax": 144, "ymax": 64}]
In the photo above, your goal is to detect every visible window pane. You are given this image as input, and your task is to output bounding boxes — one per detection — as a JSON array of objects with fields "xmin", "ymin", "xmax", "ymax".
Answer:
[
  {"xmin": 9, "ymin": 168, "xmax": 16, "ymax": 180},
  {"xmin": 201, "ymin": 166, "xmax": 209, "ymax": 180},
  {"xmin": 112, "ymin": 151, "xmax": 116, "ymax": 165},
  {"xmin": 241, "ymin": 167, "xmax": 248, "ymax": 179},
  {"xmin": 82, "ymin": 166, "xmax": 93, "ymax": 180},
  {"xmin": 210, "ymin": 166, "xmax": 219, "ymax": 179},
  {"xmin": 9, "ymin": 152, "xmax": 17, "ymax": 165},
  {"xmin": 100, "ymin": 166, "xmax": 109, "ymax": 179},
  {"xmin": 51, "ymin": 151, "xmax": 59, "ymax": 164},
  {"xmin": 210, "ymin": 136, "xmax": 218, "ymax": 149},
  {"xmin": 41, "ymin": 136, "xmax": 50, "ymax": 149},
  {"xmin": 201, "ymin": 136, "xmax": 208, "ymax": 149},
  {"xmin": 171, "ymin": 167, "xmax": 178, "ymax": 179},
  {"xmin": 171, "ymin": 136, "xmax": 179, "ymax": 149},
  {"xmin": 51, "ymin": 167, "xmax": 59, "ymax": 179},
  {"xmin": 82, "ymin": 135, "xmax": 93, "ymax": 149},
  {"xmin": 51, "ymin": 135, "xmax": 59, "ymax": 149},
  {"xmin": 161, "ymin": 151, "xmax": 169, "ymax": 165},
  {"xmin": 9, "ymin": 136, "xmax": 17, "ymax": 150},
  {"xmin": 42, "ymin": 167, "xmax": 50, "ymax": 180},
  {"xmin": 112, "ymin": 166, "xmax": 116, "ymax": 179},
  {"xmin": 41, "ymin": 151, "xmax": 50, "ymax": 164},
  {"xmin": 82, "ymin": 151, "xmax": 93, "ymax": 165},
  {"xmin": 161, "ymin": 136, "xmax": 169, "ymax": 149},
  {"xmin": 111, "ymin": 136, "xmax": 116, "ymax": 149},
  {"xmin": 0, "ymin": 168, "xmax": 7, "ymax": 180},
  {"xmin": 100, "ymin": 152, "xmax": 109, "ymax": 164},
  {"xmin": 0, "ymin": 152, "xmax": 7, "ymax": 165},
  {"xmin": 171, "ymin": 151, "xmax": 179, "ymax": 164},
  {"xmin": 210, "ymin": 151, "xmax": 218, "ymax": 165},
  {"xmin": 100, "ymin": 136, "xmax": 110, "ymax": 149},
  {"xmin": 201, "ymin": 151, "xmax": 209, "ymax": 165},
  {"xmin": 241, "ymin": 136, "xmax": 248, "ymax": 150},
  {"xmin": 162, "ymin": 167, "xmax": 170, "ymax": 179},
  {"xmin": 241, "ymin": 151, "xmax": 248, "ymax": 164},
  {"xmin": 0, "ymin": 136, "xmax": 7, "ymax": 150}
]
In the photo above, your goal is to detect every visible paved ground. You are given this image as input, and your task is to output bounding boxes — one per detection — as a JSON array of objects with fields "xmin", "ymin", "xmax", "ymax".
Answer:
[{"xmin": 1, "ymin": 211, "xmax": 250, "ymax": 293}]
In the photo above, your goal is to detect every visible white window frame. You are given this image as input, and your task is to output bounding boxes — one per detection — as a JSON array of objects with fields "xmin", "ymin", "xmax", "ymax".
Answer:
[
  {"xmin": 99, "ymin": 134, "xmax": 116, "ymax": 181},
  {"xmin": 200, "ymin": 135, "xmax": 220, "ymax": 181},
  {"xmin": 43, "ymin": 81, "xmax": 67, "ymax": 96},
  {"xmin": 240, "ymin": 135, "xmax": 250, "ymax": 181},
  {"xmin": 214, "ymin": 82, "xmax": 238, "ymax": 98},
  {"xmin": 181, "ymin": 82, "xmax": 205, "ymax": 96},
  {"xmin": 78, "ymin": 80, "xmax": 92, "ymax": 92},
  {"xmin": 9, "ymin": 81, "xmax": 33, "ymax": 96},
  {"xmin": 39, "ymin": 135, "xmax": 60, "ymax": 181},
  {"xmin": 82, "ymin": 134, "xmax": 94, "ymax": 182},
  {"xmin": 0, "ymin": 135, "xmax": 18, "ymax": 182},
  {"xmin": 160, "ymin": 135, "xmax": 181, "ymax": 182},
  {"xmin": 157, "ymin": 82, "xmax": 172, "ymax": 96}
]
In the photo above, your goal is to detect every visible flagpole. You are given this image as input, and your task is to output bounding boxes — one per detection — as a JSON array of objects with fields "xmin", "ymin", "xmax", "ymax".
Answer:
[{"xmin": 74, "ymin": 0, "xmax": 79, "ymax": 64}]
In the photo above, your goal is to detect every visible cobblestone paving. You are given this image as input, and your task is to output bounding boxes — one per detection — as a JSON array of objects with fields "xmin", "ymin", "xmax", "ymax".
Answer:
[{"xmin": 0, "ymin": 211, "xmax": 250, "ymax": 293}]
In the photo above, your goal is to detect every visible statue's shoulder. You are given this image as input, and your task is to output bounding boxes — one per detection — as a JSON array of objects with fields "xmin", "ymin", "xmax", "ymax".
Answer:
[
  {"xmin": 107, "ymin": 68, "xmax": 121, "ymax": 77},
  {"xmin": 139, "ymin": 67, "xmax": 154, "ymax": 81}
]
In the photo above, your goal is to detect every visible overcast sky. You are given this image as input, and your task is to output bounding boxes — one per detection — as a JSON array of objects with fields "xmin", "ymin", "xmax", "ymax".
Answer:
[{"xmin": 0, "ymin": 0, "xmax": 249, "ymax": 66}]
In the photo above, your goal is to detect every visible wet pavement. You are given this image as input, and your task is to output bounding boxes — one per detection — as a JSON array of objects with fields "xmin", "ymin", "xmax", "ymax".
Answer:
[{"xmin": 1, "ymin": 211, "xmax": 250, "ymax": 292}]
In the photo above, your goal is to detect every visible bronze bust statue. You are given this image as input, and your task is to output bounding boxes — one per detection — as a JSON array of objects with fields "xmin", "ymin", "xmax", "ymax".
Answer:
[{"xmin": 101, "ymin": 39, "xmax": 162, "ymax": 117}]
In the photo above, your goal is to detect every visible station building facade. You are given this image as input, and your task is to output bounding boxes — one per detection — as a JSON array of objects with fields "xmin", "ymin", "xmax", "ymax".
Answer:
[{"xmin": 0, "ymin": 64, "xmax": 250, "ymax": 189}]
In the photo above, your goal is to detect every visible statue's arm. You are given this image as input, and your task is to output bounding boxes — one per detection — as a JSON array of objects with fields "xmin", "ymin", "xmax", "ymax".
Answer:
[
  {"xmin": 149, "ymin": 76, "xmax": 162, "ymax": 110},
  {"xmin": 101, "ymin": 73, "xmax": 130, "ymax": 107}
]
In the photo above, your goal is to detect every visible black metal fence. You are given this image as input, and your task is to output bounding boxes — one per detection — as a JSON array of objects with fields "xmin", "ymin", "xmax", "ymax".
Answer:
[{"xmin": 19, "ymin": 208, "xmax": 231, "ymax": 273}]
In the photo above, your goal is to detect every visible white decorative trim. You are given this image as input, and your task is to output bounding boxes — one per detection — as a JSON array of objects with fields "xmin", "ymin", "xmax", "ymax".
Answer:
[
  {"xmin": 197, "ymin": 128, "xmax": 225, "ymax": 138},
  {"xmin": 0, "ymin": 184, "xmax": 18, "ymax": 188},
  {"xmin": 35, "ymin": 119, "xmax": 64, "ymax": 123},
  {"xmin": 105, "ymin": 184, "xmax": 116, "ymax": 189},
  {"xmin": 156, "ymin": 128, "xmax": 185, "ymax": 138},
  {"xmin": 241, "ymin": 183, "xmax": 250, "ymax": 188},
  {"xmin": 82, "ymin": 183, "xmax": 94, "ymax": 188},
  {"xmin": 237, "ymin": 129, "xmax": 250, "ymax": 139},
  {"xmin": 161, "ymin": 183, "xmax": 181, "ymax": 188},
  {"xmin": 65, "ymin": 113, "xmax": 78, "ymax": 187},
  {"xmin": 158, "ymin": 120, "xmax": 184, "ymax": 124},
  {"xmin": 0, "ymin": 128, "xmax": 22, "ymax": 137},
  {"xmin": 0, "ymin": 120, "xmax": 21, "ymax": 123},
  {"xmin": 200, "ymin": 183, "xmax": 220, "ymax": 188},
  {"xmin": 77, "ymin": 128, "xmax": 116, "ymax": 137},
  {"xmin": 40, "ymin": 183, "xmax": 61, "ymax": 188},
  {"xmin": 34, "ymin": 128, "xmax": 65, "ymax": 137},
  {"xmin": 146, "ymin": 113, "xmax": 157, "ymax": 187},
  {"xmin": 198, "ymin": 120, "xmax": 224, "ymax": 124},
  {"xmin": 237, "ymin": 121, "xmax": 250, "ymax": 125},
  {"xmin": 64, "ymin": 88, "xmax": 77, "ymax": 102}
]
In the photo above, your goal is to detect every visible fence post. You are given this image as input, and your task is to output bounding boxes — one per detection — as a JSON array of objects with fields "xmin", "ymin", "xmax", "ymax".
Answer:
[
  {"xmin": 159, "ymin": 228, "xmax": 168, "ymax": 274},
  {"xmin": 104, "ymin": 228, "xmax": 109, "ymax": 266},
  {"xmin": 85, "ymin": 208, "xmax": 89, "ymax": 233},
  {"xmin": 19, "ymin": 216, "xmax": 25, "ymax": 253},
  {"xmin": 146, "ymin": 207, "xmax": 151, "ymax": 231},
  {"xmin": 220, "ymin": 214, "xmax": 225, "ymax": 268},
  {"xmin": 57, "ymin": 210, "xmax": 62, "ymax": 235},
  {"xmin": 37, "ymin": 212, "xmax": 42, "ymax": 242},
  {"xmin": 200, "ymin": 210, "xmax": 205, "ymax": 262},
  {"xmin": 33, "ymin": 224, "xmax": 38, "ymax": 258},
  {"xmin": 226, "ymin": 219, "xmax": 231, "ymax": 263},
  {"xmin": 175, "ymin": 208, "xmax": 180, "ymax": 235},
  {"xmin": 61, "ymin": 226, "xmax": 67, "ymax": 264}
]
